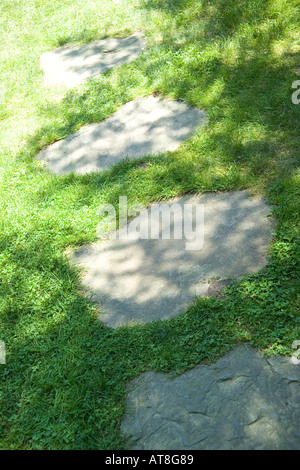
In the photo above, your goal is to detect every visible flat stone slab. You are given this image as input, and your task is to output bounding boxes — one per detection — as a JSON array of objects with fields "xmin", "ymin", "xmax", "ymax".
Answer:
[
  {"xmin": 121, "ymin": 345, "xmax": 300, "ymax": 450},
  {"xmin": 70, "ymin": 191, "xmax": 275, "ymax": 328},
  {"xmin": 40, "ymin": 33, "xmax": 146, "ymax": 88},
  {"xmin": 36, "ymin": 96, "xmax": 206, "ymax": 174}
]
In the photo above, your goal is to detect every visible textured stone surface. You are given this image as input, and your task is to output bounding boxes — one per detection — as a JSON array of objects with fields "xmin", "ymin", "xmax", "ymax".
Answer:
[
  {"xmin": 70, "ymin": 191, "xmax": 274, "ymax": 328},
  {"xmin": 121, "ymin": 345, "xmax": 300, "ymax": 450},
  {"xmin": 40, "ymin": 33, "xmax": 146, "ymax": 88},
  {"xmin": 36, "ymin": 95, "xmax": 206, "ymax": 175}
]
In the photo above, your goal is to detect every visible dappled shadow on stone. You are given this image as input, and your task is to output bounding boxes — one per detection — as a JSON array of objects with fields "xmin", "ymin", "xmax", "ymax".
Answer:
[
  {"xmin": 70, "ymin": 191, "xmax": 275, "ymax": 328},
  {"xmin": 36, "ymin": 95, "xmax": 207, "ymax": 175},
  {"xmin": 121, "ymin": 344, "xmax": 300, "ymax": 450},
  {"xmin": 40, "ymin": 33, "xmax": 146, "ymax": 88}
]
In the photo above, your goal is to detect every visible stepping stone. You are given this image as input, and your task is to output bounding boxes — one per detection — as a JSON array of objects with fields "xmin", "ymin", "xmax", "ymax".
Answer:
[
  {"xmin": 36, "ymin": 96, "xmax": 206, "ymax": 175},
  {"xmin": 70, "ymin": 191, "xmax": 275, "ymax": 328},
  {"xmin": 121, "ymin": 344, "xmax": 300, "ymax": 450},
  {"xmin": 40, "ymin": 33, "xmax": 146, "ymax": 88}
]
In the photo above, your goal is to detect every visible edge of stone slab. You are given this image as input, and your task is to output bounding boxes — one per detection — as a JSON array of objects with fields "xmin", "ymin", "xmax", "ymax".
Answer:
[
  {"xmin": 123, "ymin": 344, "xmax": 261, "ymax": 392},
  {"xmin": 40, "ymin": 30, "xmax": 146, "ymax": 55},
  {"xmin": 67, "ymin": 189, "xmax": 274, "ymax": 252}
]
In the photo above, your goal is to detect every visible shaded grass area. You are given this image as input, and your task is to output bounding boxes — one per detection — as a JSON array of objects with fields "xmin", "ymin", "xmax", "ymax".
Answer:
[{"xmin": 0, "ymin": 0, "xmax": 299, "ymax": 449}]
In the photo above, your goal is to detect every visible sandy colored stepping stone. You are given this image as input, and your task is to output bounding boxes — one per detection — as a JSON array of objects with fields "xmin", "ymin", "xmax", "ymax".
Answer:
[
  {"xmin": 36, "ymin": 96, "xmax": 206, "ymax": 175},
  {"xmin": 70, "ymin": 191, "xmax": 275, "ymax": 328},
  {"xmin": 121, "ymin": 344, "xmax": 300, "ymax": 450},
  {"xmin": 40, "ymin": 33, "xmax": 146, "ymax": 88}
]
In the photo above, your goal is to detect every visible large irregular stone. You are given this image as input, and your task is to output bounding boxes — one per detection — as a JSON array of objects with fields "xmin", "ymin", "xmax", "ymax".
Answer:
[
  {"xmin": 70, "ymin": 191, "xmax": 275, "ymax": 328},
  {"xmin": 36, "ymin": 96, "xmax": 206, "ymax": 174},
  {"xmin": 121, "ymin": 345, "xmax": 300, "ymax": 450},
  {"xmin": 40, "ymin": 33, "xmax": 146, "ymax": 88}
]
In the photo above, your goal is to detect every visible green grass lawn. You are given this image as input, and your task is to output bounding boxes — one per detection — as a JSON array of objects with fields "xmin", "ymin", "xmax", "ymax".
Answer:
[{"xmin": 0, "ymin": 0, "xmax": 299, "ymax": 449}]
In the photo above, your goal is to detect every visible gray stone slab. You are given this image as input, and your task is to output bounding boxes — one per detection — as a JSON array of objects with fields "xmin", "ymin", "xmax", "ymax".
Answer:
[
  {"xmin": 70, "ymin": 191, "xmax": 275, "ymax": 328},
  {"xmin": 36, "ymin": 96, "xmax": 206, "ymax": 174},
  {"xmin": 40, "ymin": 33, "xmax": 146, "ymax": 88},
  {"xmin": 121, "ymin": 345, "xmax": 300, "ymax": 450}
]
